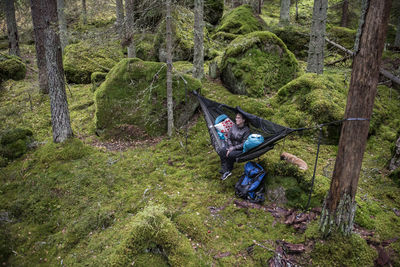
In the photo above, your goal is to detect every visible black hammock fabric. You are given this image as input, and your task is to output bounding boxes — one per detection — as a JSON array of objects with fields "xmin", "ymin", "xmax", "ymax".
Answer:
[{"xmin": 195, "ymin": 92, "xmax": 295, "ymax": 162}]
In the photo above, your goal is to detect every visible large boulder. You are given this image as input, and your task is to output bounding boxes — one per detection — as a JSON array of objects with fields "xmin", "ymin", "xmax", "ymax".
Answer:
[
  {"xmin": 220, "ymin": 31, "xmax": 299, "ymax": 97},
  {"xmin": 0, "ymin": 128, "xmax": 33, "ymax": 163},
  {"xmin": 154, "ymin": 5, "xmax": 212, "ymax": 62},
  {"xmin": 270, "ymin": 25, "xmax": 310, "ymax": 60},
  {"xmin": 0, "ymin": 54, "xmax": 26, "ymax": 83},
  {"xmin": 63, "ymin": 40, "xmax": 124, "ymax": 84},
  {"xmin": 212, "ymin": 5, "xmax": 266, "ymax": 43},
  {"xmin": 94, "ymin": 58, "xmax": 201, "ymax": 138},
  {"xmin": 272, "ymin": 73, "xmax": 346, "ymax": 141}
]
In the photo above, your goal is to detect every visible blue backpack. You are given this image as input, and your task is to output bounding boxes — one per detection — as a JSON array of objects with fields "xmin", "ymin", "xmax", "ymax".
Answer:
[{"xmin": 235, "ymin": 162, "xmax": 266, "ymax": 203}]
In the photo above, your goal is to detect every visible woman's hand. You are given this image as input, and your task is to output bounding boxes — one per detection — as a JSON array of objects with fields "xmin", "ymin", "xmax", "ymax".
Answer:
[{"xmin": 226, "ymin": 147, "xmax": 234, "ymax": 156}]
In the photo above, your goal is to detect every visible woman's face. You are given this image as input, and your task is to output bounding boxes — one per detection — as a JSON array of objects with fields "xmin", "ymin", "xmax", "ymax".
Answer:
[{"xmin": 236, "ymin": 114, "xmax": 245, "ymax": 127}]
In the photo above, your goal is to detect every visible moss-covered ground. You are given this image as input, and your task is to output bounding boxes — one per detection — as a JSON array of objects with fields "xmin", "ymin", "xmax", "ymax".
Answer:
[{"xmin": 1, "ymin": 0, "xmax": 400, "ymax": 266}]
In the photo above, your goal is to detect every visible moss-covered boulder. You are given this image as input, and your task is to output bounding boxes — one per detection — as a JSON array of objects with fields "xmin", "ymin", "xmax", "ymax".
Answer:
[
  {"xmin": 63, "ymin": 40, "xmax": 124, "ymax": 84},
  {"xmin": 220, "ymin": 31, "xmax": 299, "ymax": 97},
  {"xmin": 154, "ymin": 5, "xmax": 212, "ymax": 62},
  {"xmin": 213, "ymin": 5, "xmax": 266, "ymax": 42},
  {"xmin": 135, "ymin": 33, "xmax": 157, "ymax": 62},
  {"xmin": 0, "ymin": 54, "xmax": 26, "ymax": 83},
  {"xmin": 94, "ymin": 58, "xmax": 201, "ymax": 138},
  {"xmin": 272, "ymin": 73, "xmax": 346, "ymax": 141},
  {"xmin": 270, "ymin": 25, "xmax": 310, "ymax": 59},
  {"xmin": 109, "ymin": 205, "xmax": 198, "ymax": 266},
  {"xmin": 91, "ymin": 72, "xmax": 107, "ymax": 92},
  {"xmin": 327, "ymin": 26, "xmax": 356, "ymax": 50},
  {"xmin": 0, "ymin": 128, "xmax": 33, "ymax": 160}
]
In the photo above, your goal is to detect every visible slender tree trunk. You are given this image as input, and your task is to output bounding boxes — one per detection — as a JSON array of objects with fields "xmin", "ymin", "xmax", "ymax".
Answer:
[
  {"xmin": 258, "ymin": 0, "xmax": 262, "ymax": 14},
  {"xmin": 193, "ymin": 0, "xmax": 204, "ymax": 79},
  {"xmin": 340, "ymin": 0, "xmax": 349, "ymax": 28},
  {"xmin": 320, "ymin": 0, "xmax": 392, "ymax": 237},
  {"xmin": 125, "ymin": 0, "xmax": 136, "ymax": 58},
  {"xmin": 295, "ymin": 0, "xmax": 299, "ymax": 21},
  {"xmin": 30, "ymin": 0, "xmax": 49, "ymax": 94},
  {"xmin": 57, "ymin": 0, "xmax": 68, "ymax": 53},
  {"xmin": 4, "ymin": 0, "xmax": 21, "ymax": 57},
  {"xmin": 279, "ymin": 0, "xmax": 291, "ymax": 25},
  {"xmin": 306, "ymin": 0, "xmax": 328, "ymax": 74},
  {"xmin": 116, "ymin": 0, "xmax": 124, "ymax": 38},
  {"xmin": 394, "ymin": 15, "xmax": 400, "ymax": 48},
  {"xmin": 166, "ymin": 0, "xmax": 174, "ymax": 137},
  {"xmin": 81, "ymin": 0, "xmax": 87, "ymax": 24}
]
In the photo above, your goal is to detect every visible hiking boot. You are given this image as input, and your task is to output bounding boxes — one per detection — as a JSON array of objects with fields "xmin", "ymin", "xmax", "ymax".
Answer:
[{"xmin": 221, "ymin": 171, "xmax": 232, "ymax": 181}]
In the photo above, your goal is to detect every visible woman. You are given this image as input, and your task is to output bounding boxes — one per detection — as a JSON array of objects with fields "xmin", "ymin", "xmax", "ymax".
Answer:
[{"xmin": 219, "ymin": 113, "xmax": 250, "ymax": 180}]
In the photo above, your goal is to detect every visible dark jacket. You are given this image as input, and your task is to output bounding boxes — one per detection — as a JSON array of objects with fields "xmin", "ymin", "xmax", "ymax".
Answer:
[{"xmin": 227, "ymin": 124, "xmax": 251, "ymax": 151}]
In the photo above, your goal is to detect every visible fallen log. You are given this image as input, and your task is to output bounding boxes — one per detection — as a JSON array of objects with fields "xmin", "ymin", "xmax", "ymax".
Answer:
[{"xmin": 325, "ymin": 38, "xmax": 400, "ymax": 87}]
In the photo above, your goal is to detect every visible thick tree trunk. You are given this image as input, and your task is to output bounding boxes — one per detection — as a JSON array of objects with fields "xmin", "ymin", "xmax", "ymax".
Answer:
[
  {"xmin": 320, "ymin": 0, "xmax": 392, "ymax": 237},
  {"xmin": 193, "ymin": 0, "xmax": 204, "ymax": 80},
  {"xmin": 166, "ymin": 0, "xmax": 174, "ymax": 137},
  {"xmin": 125, "ymin": 0, "xmax": 136, "ymax": 58},
  {"xmin": 340, "ymin": 0, "xmax": 349, "ymax": 28},
  {"xmin": 30, "ymin": 0, "xmax": 49, "ymax": 94},
  {"xmin": 394, "ymin": 16, "xmax": 400, "ymax": 48},
  {"xmin": 306, "ymin": 0, "xmax": 328, "ymax": 74},
  {"xmin": 279, "ymin": 0, "xmax": 291, "ymax": 25},
  {"xmin": 4, "ymin": 0, "xmax": 21, "ymax": 57},
  {"xmin": 57, "ymin": 0, "xmax": 68, "ymax": 53},
  {"xmin": 81, "ymin": 0, "xmax": 87, "ymax": 24}
]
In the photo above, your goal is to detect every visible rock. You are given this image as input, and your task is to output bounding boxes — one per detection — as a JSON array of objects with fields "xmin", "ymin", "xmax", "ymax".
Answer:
[
  {"xmin": 220, "ymin": 31, "xmax": 299, "ymax": 97},
  {"xmin": 94, "ymin": 58, "xmax": 201, "ymax": 138},
  {"xmin": 0, "ymin": 54, "xmax": 26, "ymax": 83},
  {"xmin": 0, "ymin": 128, "xmax": 33, "ymax": 160}
]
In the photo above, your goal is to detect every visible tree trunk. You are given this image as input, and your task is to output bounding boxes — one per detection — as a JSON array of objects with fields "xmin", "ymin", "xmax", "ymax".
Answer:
[
  {"xmin": 81, "ymin": 0, "xmax": 87, "ymax": 24},
  {"xmin": 295, "ymin": 0, "xmax": 299, "ymax": 21},
  {"xmin": 306, "ymin": 0, "xmax": 328, "ymax": 74},
  {"xmin": 193, "ymin": 0, "xmax": 204, "ymax": 80},
  {"xmin": 389, "ymin": 137, "xmax": 400, "ymax": 171},
  {"xmin": 166, "ymin": 0, "xmax": 174, "ymax": 137},
  {"xmin": 258, "ymin": 0, "xmax": 262, "ymax": 14},
  {"xmin": 30, "ymin": 0, "xmax": 49, "ymax": 94},
  {"xmin": 32, "ymin": 0, "xmax": 73, "ymax": 142},
  {"xmin": 125, "ymin": 0, "xmax": 136, "ymax": 58},
  {"xmin": 340, "ymin": 0, "xmax": 349, "ymax": 28},
  {"xmin": 320, "ymin": 0, "xmax": 392, "ymax": 237},
  {"xmin": 279, "ymin": 0, "xmax": 291, "ymax": 25},
  {"xmin": 116, "ymin": 0, "xmax": 124, "ymax": 38},
  {"xmin": 4, "ymin": 0, "xmax": 21, "ymax": 57},
  {"xmin": 57, "ymin": 0, "xmax": 68, "ymax": 53},
  {"xmin": 394, "ymin": 15, "xmax": 400, "ymax": 48}
]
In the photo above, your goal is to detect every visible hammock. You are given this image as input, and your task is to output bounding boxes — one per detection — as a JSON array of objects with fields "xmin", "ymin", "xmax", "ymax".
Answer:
[{"xmin": 195, "ymin": 92, "xmax": 296, "ymax": 162}]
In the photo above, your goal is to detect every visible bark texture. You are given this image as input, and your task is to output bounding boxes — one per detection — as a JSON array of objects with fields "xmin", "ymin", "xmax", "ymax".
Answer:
[
  {"xmin": 166, "ymin": 0, "xmax": 174, "ymax": 137},
  {"xmin": 193, "ymin": 0, "xmax": 204, "ymax": 79},
  {"xmin": 279, "ymin": 0, "xmax": 291, "ymax": 25},
  {"xmin": 306, "ymin": 0, "xmax": 328, "ymax": 74},
  {"xmin": 394, "ymin": 15, "xmax": 400, "ymax": 48},
  {"xmin": 30, "ymin": 0, "xmax": 49, "ymax": 94},
  {"xmin": 389, "ymin": 137, "xmax": 400, "ymax": 171},
  {"xmin": 340, "ymin": 0, "xmax": 349, "ymax": 27},
  {"xmin": 116, "ymin": 0, "xmax": 125, "ymax": 30},
  {"xmin": 320, "ymin": 0, "xmax": 392, "ymax": 237},
  {"xmin": 57, "ymin": 0, "xmax": 68, "ymax": 53},
  {"xmin": 37, "ymin": 0, "xmax": 73, "ymax": 142},
  {"xmin": 4, "ymin": 0, "xmax": 21, "ymax": 57},
  {"xmin": 81, "ymin": 0, "xmax": 87, "ymax": 24},
  {"xmin": 125, "ymin": 0, "xmax": 136, "ymax": 58}
]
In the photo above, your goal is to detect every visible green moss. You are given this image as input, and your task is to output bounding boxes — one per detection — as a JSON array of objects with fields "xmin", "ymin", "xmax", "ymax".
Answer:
[
  {"xmin": 0, "ymin": 128, "xmax": 33, "ymax": 160},
  {"xmin": 220, "ymin": 31, "xmax": 299, "ymax": 96},
  {"xmin": 35, "ymin": 138, "xmax": 91, "ymax": 164},
  {"xmin": 109, "ymin": 205, "xmax": 197, "ymax": 266},
  {"xmin": 328, "ymin": 26, "xmax": 357, "ymax": 50},
  {"xmin": 174, "ymin": 212, "xmax": 209, "ymax": 244},
  {"xmin": 0, "ymin": 128, "xmax": 33, "ymax": 145},
  {"xmin": 91, "ymin": 72, "xmax": 107, "ymax": 92},
  {"xmin": 63, "ymin": 40, "xmax": 124, "ymax": 84},
  {"xmin": 311, "ymin": 233, "xmax": 377, "ymax": 266},
  {"xmin": 389, "ymin": 169, "xmax": 400, "ymax": 186},
  {"xmin": 270, "ymin": 24, "xmax": 310, "ymax": 59},
  {"xmin": 273, "ymin": 73, "xmax": 346, "ymax": 140},
  {"xmin": 135, "ymin": 34, "xmax": 157, "ymax": 62},
  {"xmin": 0, "ymin": 55, "xmax": 26, "ymax": 83},
  {"xmin": 94, "ymin": 58, "xmax": 201, "ymax": 138},
  {"xmin": 215, "ymin": 5, "xmax": 266, "ymax": 35}
]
